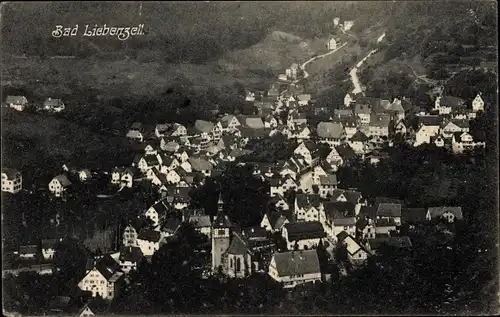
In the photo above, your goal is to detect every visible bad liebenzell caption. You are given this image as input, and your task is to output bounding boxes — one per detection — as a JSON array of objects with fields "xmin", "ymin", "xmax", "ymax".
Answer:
[{"xmin": 52, "ymin": 24, "xmax": 146, "ymax": 41}]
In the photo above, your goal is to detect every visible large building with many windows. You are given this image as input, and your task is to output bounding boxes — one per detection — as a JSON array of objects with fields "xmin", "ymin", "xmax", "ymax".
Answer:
[{"xmin": 1, "ymin": 168, "xmax": 22, "ymax": 194}]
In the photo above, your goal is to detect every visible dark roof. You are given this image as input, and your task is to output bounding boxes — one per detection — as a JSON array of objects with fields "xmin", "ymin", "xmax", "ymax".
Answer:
[
  {"xmin": 161, "ymin": 216, "xmax": 181, "ymax": 234},
  {"xmin": 41, "ymin": 239, "xmax": 59, "ymax": 249},
  {"xmin": 359, "ymin": 206, "xmax": 377, "ymax": 220},
  {"xmin": 137, "ymin": 228, "xmax": 161, "ymax": 242},
  {"xmin": 401, "ymin": 208, "xmax": 427, "ymax": 224},
  {"xmin": 213, "ymin": 210, "xmax": 232, "ymax": 228},
  {"xmin": 284, "ymin": 221, "xmax": 326, "ymax": 241},
  {"xmin": 95, "ymin": 254, "xmax": 121, "ymax": 280},
  {"xmin": 350, "ymin": 130, "xmax": 369, "ymax": 142},
  {"xmin": 2, "ymin": 168, "xmax": 21, "ymax": 179},
  {"xmin": 144, "ymin": 155, "xmax": 160, "ymax": 166},
  {"xmin": 272, "ymin": 250, "xmax": 320, "ymax": 276},
  {"xmin": 335, "ymin": 144, "xmax": 356, "ymax": 160},
  {"xmin": 189, "ymin": 215, "xmax": 212, "ymax": 228},
  {"xmin": 225, "ymin": 233, "xmax": 251, "ymax": 256},
  {"xmin": 368, "ymin": 236, "xmax": 412, "ymax": 251},
  {"xmin": 241, "ymin": 226, "xmax": 268, "ymax": 240},
  {"xmin": 377, "ymin": 203, "xmax": 402, "ymax": 218},
  {"xmin": 131, "ymin": 122, "xmax": 143, "ymax": 130},
  {"xmin": 119, "ymin": 246, "xmax": 144, "ymax": 263},
  {"xmin": 48, "ymin": 296, "xmax": 71, "ymax": 311},
  {"xmin": 375, "ymin": 197, "xmax": 404, "ymax": 207},
  {"xmin": 20, "ymin": 245, "xmax": 38, "ymax": 254},
  {"xmin": 356, "ymin": 217, "xmax": 370, "ymax": 230},
  {"xmin": 427, "ymin": 207, "xmax": 463, "ymax": 220},
  {"xmin": 439, "ymin": 96, "xmax": 465, "ymax": 108},
  {"xmin": 324, "ymin": 201, "xmax": 356, "ymax": 219},
  {"xmin": 149, "ymin": 200, "xmax": 170, "ymax": 215},
  {"xmin": 418, "ymin": 115, "xmax": 441, "ymax": 127}
]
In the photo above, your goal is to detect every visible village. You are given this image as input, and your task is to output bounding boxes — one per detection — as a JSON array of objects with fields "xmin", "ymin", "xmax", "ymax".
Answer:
[{"xmin": 1, "ymin": 18, "xmax": 491, "ymax": 316}]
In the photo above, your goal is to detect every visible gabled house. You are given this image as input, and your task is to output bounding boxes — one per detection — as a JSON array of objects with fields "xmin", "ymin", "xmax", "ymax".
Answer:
[
  {"xmin": 291, "ymin": 124, "xmax": 312, "ymax": 140},
  {"xmin": 41, "ymin": 238, "xmax": 60, "ymax": 260},
  {"xmin": 471, "ymin": 93, "xmax": 484, "ymax": 112},
  {"xmin": 320, "ymin": 201, "xmax": 357, "ymax": 239},
  {"xmin": 188, "ymin": 157, "xmax": 213, "ymax": 177},
  {"xmin": 336, "ymin": 231, "xmax": 369, "ymax": 265},
  {"xmin": 401, "ymin": 208, "xmax": 427, "ymax": 227},
  {"xmin": 49, "ymin": 174, "xmax": 72, "ymax": 197},
  {"xmin": 451, "ymin": 132, "xmax": 485, "ymax": 154},
  {"xmin": 261, "ymin": 211, "xmax": 291, "ymax": 233},
  {"xmin": 344, "ymin": 92, "xmax": 355, "ymax": 107},
  {"xmin": 144, "ymin": 200, "xmax": 170, "ymax": 228},
  {"xmin": 78, "ymin": 169, "xmax": 92, "ymax": 182},
  {"xmin": 268, "ymin": 250, "xmax": 321, "ymax": 288},
  {"xmin": 282, "ymin": 221, "xmax": 326, "ymax": 251},
  {"xmin": 1, "ymin": 168, "xmax": 22, "ymax": 194},
  {"xmin": 294, "ymin": 193, "xmax": 324, "ymax": 222},
  {"xmin": 78, "ymin": 255, "xmax": 124, "ymax": 300},
  {"xmin": 441, "ymin": 119, "xmax": 470, "ymax": 138},
  {"xmin": 348, "ymin": 130, "xmax": 369, "ymax": 154},
  {"xmin": 294, "ymin": 141, "xmax": 319, "ymax": 165},
  {"xmin": 122, "ymin": 218, "xmax": 150, "ymax": 247},
  {"xmin": 43, "ymin": 97, "xmax": 65, "ymax": 112},
  {"xmin": 118, "ymin": 246, "xmax": 144, "ymax": 274},
  {"xmin": 269, "ymin": 175, "xmax": 298, "ymax": 197},
  {"xmin": 355, "ymin": 217, "xmax": 376, "ymax": 240},
  {"xmin": 264, "ymin": 115, "xmax": 279, "ymax": 129},
  {"xmin": 318, "ymin": 174, "xmax": 338, "ymax": 198},
  {"xmin": 354, "ymin": 101, "xmax": 372, "ymax": 125},
  {"xmin": 387, "ymin": 98, "xmax": 406, "ymax": 122},
  {"xmin": 270, "ymin": 194, "xmax": 290, "ymax": 211},
  {"xmin": 317, "ymin": 122, "xmax": 346, "ymax": 148},
  {"xmin": 160, "ymin": 138, "xmax": 180, "ymax": 153},
  {"xmin": 5, "ymin": 95, "xmax": 28, "ymax": 111},
  {"xmin": 136, "ymin": 228, "xmax": 162, "ymax": 257},
  {"xmin": 111, "ymin": 167, "xmax": 135, "ymax": 188},
  {"xmin": 155, "ymin": 123, "xmax": 171, "ymax": 139},
  {"xmin": 414, "ymin": 115, "xmax": 442, "ymax": 146}
]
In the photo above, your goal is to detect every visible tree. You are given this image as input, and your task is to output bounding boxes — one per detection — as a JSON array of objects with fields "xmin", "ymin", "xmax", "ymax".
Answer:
[{"xmin": 53, "ymin": 237, "xmax": 89, "ymax": 282}]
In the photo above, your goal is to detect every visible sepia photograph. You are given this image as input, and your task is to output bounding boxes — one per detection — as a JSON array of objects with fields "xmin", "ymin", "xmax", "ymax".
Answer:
[{"xmin": 1, "ymin": 1, "xmax": 498, "ymax": 315}]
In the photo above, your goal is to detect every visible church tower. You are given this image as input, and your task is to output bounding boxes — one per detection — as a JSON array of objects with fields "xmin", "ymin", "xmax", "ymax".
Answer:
[{"xmin": 211, "ymin": 192, "xmax": 232, "ymax": 273}]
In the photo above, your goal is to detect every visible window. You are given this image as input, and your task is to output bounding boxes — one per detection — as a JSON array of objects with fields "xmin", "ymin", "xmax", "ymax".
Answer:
[
  {"xmin": 218, "ymin": 229, "xmax": 225, "ymax": 236},
  {"xmin": 101, "ymin": 281, "xmax": 105, "ymax": 284},
  {"xmin": 230, "ymin": 258, "xmax": 233, "ymax": 268},
  {"xmin": 236, "ymin": 258, "xmax": 241, "ymax": 272}
]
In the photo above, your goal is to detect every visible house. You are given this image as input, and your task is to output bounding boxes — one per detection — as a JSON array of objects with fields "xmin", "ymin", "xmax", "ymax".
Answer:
[
  {"xmin": 369, "ymin": 113, "xmax": 391, "ymax": 137},
  {"xmin": 434, "ymin": 95, "xmax": 465, "ymax": 115},
  {"xmin": 118, "ymin": 246, "xmax": 143, "ymax": 274},
  {"xmin": 365, "ymin": 236, "xmax": 412, "ymax": 256},
  {"xmin": 326, "ymin": 144, "xmax": 356, "ymax": 170},
  {"xmin": 294, "ymin": 193, "xmax": 324, "ymax": 222},
  {"xmin": 441, "ymin": 119, "xmax": 469, "ymax": 138},
  {"xmin": 451, "ymin": 132, "xmax": 485, "ymax": 154},
  {"xmin": 111, "ymin": 167, "xmax": 135, "ymax": 188},
  {"xmin": 354, "ymin": 101, "xmax": 372, "ymax": 125},
  {"xmin": 327, "ymin": 37, "xmax": 337, "ymax": 50},
  {"xmin": 189, "ymin": 215, "xmax": 212, "ymax": 237},
  {"xmin": 264, "ymin": 115, "xmax": 278, "ymax": 129},
  {"xmin": 49, "ymin": 174, "xmax": 72, "ymax": 197},
  {"xmin": 78, "ymin": 255, "xmax": 124, "ymax": 300},
  {"xmin": 43, "ymin": 97, "xmax": 65, "ymax": 112},
  {"xmin": 77, "ymin": 303, "xmax": 96, "ymax": 317},
  {"xmin": 282, "ymin": 221, "xmax": 326, "ymax": 251},
  {"xmin": 136, "ymin": 228, "xmax": 162, "ymax": 257},
  {"xmin": 268, "ymin": 250, "xmax": 321, "ymax": 288},
  {"xmin": 344, "ymin": 92, "xmax": 355, "ymax": 107},
  {"xmin": 297, "ymin": 94, "xmax": 312, "ymax": 106},
  {"xmin": 269, "ymin": 175, "xmax": 298, "ymax": 197},
  {"xmin": 374, "ymin": 218, "xmax": 398, "ymax": 236},
  {"xmin": 316, "ymin": 122, "xmax": 346, "ymax": 147},
  {"xmin": 292, "ymin": 124, "xmax": 312, "ymax": 140},
  {"xmin": 426, "ymin": 207, "xmax": 463, "ymax": 223},
  {"xmin": 5, "ymin": 95, "xmax": 28, "ymax": 111},
  {"xmin": 270, "ymin": 194, "xmax": 290, "ymax": 211},
  {"xmin": 355, "ymin": 217, "xmax": 376, "ymax": 240},
  {"xmin": 222, "ymin": 232, "xmax": 254, "ymax": 278},
  {"xmin": 237, "ymin": 115, "xmax": 265, "ymax": 130},
  {"xmin": 126, "ymin": 122, "xmax": 144, "ymax": 141},
  {"xmin": 41, "ymin": 239, "xmax": 60, "ymax": 260},
  {"xmin": 348, "ymin": 130, "xmax": 369, "ymax": 153},
  {"xmin": 138, "ymin": 154, "xmax": 160, "ymax": 173},
  {"xmin": 394, "ymin": 120, "xmax": 407, "ymax": 135},
  {"xmin": 343, "ymin": 20, "xmax": 354, "ymax": 31},
  {"xmin": 294, "ymin": 141, "xmax": 319, "ymax": 165},
  {"xmin": 261, "ymin": 211, "xmax": 291, "ymax": 233},
  {"xmin": 320, "ymin": 202, "xmax": 357, "ymax": 239},
  {"xmin": 19, "ymin": 245, "xmax": 39, "ymax": 260},
  {"xmin": 333, "ymin": 107, "xmax": 354, "ymax": 119},
  {"xmin": 155, "ymin": 123, "xmax": 171, "ymax": 138},
  {"xmin": 472, "ymin": 93, "xmax": 484, "ymax": 112},
  {"xmin": 1, "ymin": 168, "xmax": 22, "ymax": 194},
  {"xmin": 145, "ymin": 200, "xmax": 170, "ymax": 227},
  {"xmin": 414, "ymin": 115, "xmax": 441, "ymax": 146},
  {"xmin": 188, "ymin": 157, "xmax": 213, "ymax": 177},
  {"xmin": 318, "ymin": 174, "xmax": 338, "ymax": 198},
  {"xmin": 160, "ymin": 216, "xmax": 182, "ymax": 238},
  {"xmin": 376, "ymin": 203, "xmax": 402, "ymax": 225},
  {"xmin": 336, "ymin": 231, "xmax": 369, "ymax": 265},
  {"xmin": 122, "ymin": 218, "xmax": 150, "ymax": 247}
]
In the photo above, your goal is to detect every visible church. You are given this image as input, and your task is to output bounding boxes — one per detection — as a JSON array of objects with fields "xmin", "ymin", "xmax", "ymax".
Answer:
[{"xmin": 211, "ymin": 193, "xmax": 273, "ymax": 278}]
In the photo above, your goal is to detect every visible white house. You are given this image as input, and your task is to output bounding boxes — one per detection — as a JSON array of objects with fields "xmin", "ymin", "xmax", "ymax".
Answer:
[
  {"xmin": 1, "ymin": 168, "xmax": 22, "ymax": 194},
  {"xmin": 79, "ymin": 169, "xmax": 92, "ymax": 182},
  {"xmin": 268, "ymin": 250, "xmax": 321, "ymax": 288},
  {"xmin": 49, "ymin": 174, "xmax": 72, "ymax": 197},
  {"xmin": 282, "ymin": 221, "xmax": 326, "ymax": 251},
  {"xmin": 144, "ymin": 200, "xmax": 170, "ymax": 228},
  {"xmin": 441, "ymin": 119, "xmax": 469, "ymax": 138},
  {"xmin": 451, "ymin": 132, "xmax": 485, "ymax": 154},
  {"xmin": 111, "ymin": 168, "xmax": 135, "ymax": 188},
  {"xmin": 344, "ymin": 93, "xmax": 354, "ymax": 107},
  {"xmin": 336, "ymin": 231, "xmax": 369, "ymax": 265},
  {"xmin": 136, "ymin": 229, "xmax": 162, "ymax": 257},
  {"xmin": 5, "ymin": 95, "xmax": 28, "ymax": 111},
  {"xmin": 41, "ymin": 239, "xmax": 60, "ymax": 260},
  {"xmin": 327, "ymin": 37, "xmax": 337, "ymax": 50},
  {"xmin": 118, "ymin": 246, "xmax": 144, "ymax": 274},
  {"xmin": 472, "ymin": 93, "xmax": 484, "ymax": 112},
  {"xmin": 77, "ymin": 256, "xmax": 124, "ymax": 300},
  {"xmin": 414, "ymin": 116, "xmax": 441, "ymax": 147},
  {"xmin": 316, "ymin": 122, "xmax": 346, "ymax": 148}
]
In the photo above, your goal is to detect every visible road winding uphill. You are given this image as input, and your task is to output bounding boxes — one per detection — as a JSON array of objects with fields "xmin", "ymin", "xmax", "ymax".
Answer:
[{"xmin": 299, "ymin": 42, "xmax": 349, "ymax": 80}]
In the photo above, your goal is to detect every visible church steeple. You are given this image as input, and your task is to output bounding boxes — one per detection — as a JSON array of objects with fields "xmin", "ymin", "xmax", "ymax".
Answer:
[{"xmin": 217, "ymin": 191, "xmax": 224, "ymax": 213}]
